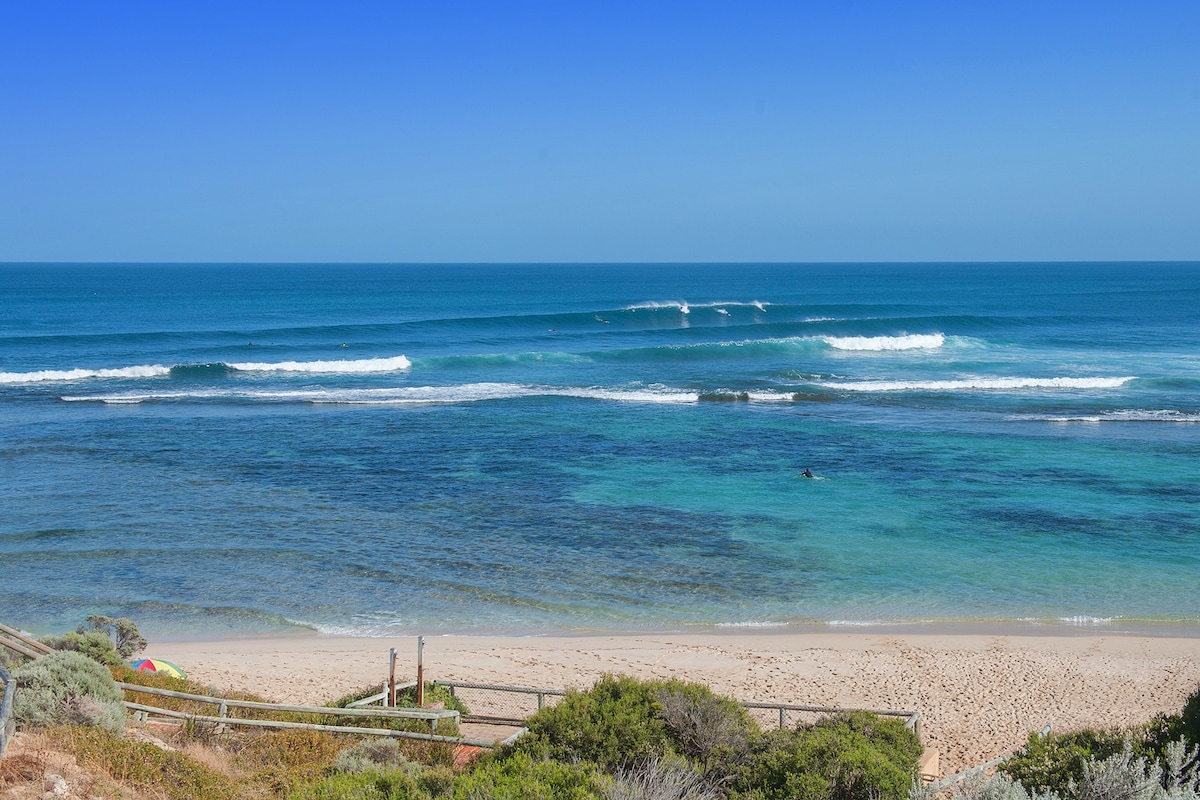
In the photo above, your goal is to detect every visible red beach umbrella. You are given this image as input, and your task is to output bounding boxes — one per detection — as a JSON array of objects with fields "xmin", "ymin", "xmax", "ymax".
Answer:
[{"xmin": 130, "ymin": 658, "xmax": 187, "ymax": 678}]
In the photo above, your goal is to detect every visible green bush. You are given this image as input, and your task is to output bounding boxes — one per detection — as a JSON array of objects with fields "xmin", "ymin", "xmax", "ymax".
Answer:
[
  {"xmin": 454, "ymin": 750, "xmax": 605, "ymax": 799},
  {"xmin": 508, "ymin": 674, "xmax": 674, "ymax": 771},
  {"xmin": 39, "ymin": 630, "xmax": 124, "ymax": 667},
  {"xmin": 39, "ymin": 616, "xmax": 147, "ymax": 667},
  {"xmin": 1000, "ymin": 728, "xmax": 1132, "ymax": 796},
  {"xmin": 655, "ymin": 683, "xmax": 756, "ymax": 775},
  {"xmin": 335, "ymin": 738, "xmax": 411, "ymax": 774},
  {"xmin": 926, "ymin": 739, "xmax": 1200, "ymax": 800},
  {"xmin": 730, "ymin": 711, "xmax": 922, "ymax": 800},
  {"xmin": 12, "ymin": 650, "xmax": 127, "ymax": 733},
  {"xmin": 507, "ymin": 674, "xmax": 751, "ymax": 776},
  {"xmin": 1182, "ymin": 685, "xmax": 1200, "ymax": 749}
]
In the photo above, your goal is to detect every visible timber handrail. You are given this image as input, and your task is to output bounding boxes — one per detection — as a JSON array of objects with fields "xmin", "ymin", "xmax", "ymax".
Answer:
[
  {"xmin": 0, "ymin": 623, "xmax": 53, "ymax": 657},
  {"xmin": 0, "ymin": 622, "xmax": 53, "ymax": 660},
  {"xmin": 118, "ymin": 682, "xmax": 459, "ymax": 723},
  {"xmin": 122, "ymin": 702, "xmax": 495, "ymax": 747}
]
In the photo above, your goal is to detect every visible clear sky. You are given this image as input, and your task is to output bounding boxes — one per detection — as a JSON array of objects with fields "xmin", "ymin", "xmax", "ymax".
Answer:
[{"xmin": 2, "ymin": 1, "xmax": 1197, "ymax": 263}]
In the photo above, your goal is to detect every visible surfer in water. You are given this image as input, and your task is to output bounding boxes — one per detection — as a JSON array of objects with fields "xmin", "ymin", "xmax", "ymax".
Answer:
[{"xmin": 800, "ymin": 467, "xmax": 814, "ymax": 479}]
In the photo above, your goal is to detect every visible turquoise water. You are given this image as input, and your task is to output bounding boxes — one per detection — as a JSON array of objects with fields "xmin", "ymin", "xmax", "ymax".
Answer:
[{"xmin": 2, "ymin": 262, "xmax": 1198, "ymax": 636}]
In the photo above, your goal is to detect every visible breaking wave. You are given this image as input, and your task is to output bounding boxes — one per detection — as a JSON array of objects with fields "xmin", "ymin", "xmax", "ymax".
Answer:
[
  {"xmin": 0, "ymin": 365, "xmax": 171, "ymax": 383},
  {"xmin": 820, "ymin": 376, "xmax": 1136, "ymax": 392},
  {"xmin": 2, "ymin": 355, "xmax": 411, "ymax": 384},
  {"xmin": 228, "ymin": 355, "xmax": 411, "ymax": 373},
  {"xmin": 1017, "ymin": 410, "xmax": 1200, "ymax": 423},
  {"xmin": 60, "ymin": 383, "xmax": 800, "ymax": 406},
  {"xmin": 822, "ymin": 333, "xmax": 945, "ymax": 351}
]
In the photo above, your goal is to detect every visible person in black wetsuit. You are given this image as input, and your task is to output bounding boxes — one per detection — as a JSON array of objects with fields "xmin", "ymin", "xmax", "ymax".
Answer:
[{"xmin": 801, "ymin": 467, "xmax": 814, "ymax": 478}]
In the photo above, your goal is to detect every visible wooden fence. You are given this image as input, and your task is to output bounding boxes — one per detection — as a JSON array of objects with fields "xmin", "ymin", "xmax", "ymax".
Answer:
[
  {"xmin": 434, "ymin": 679, "xmax": 920, "ymax": 735},
  {"xmin": 117, "ymin": 682, "xmax": 513, "ymax": 748},
  {"xmin": 0, "ymin": 622, "xmax": 54, "ymax": 661}
]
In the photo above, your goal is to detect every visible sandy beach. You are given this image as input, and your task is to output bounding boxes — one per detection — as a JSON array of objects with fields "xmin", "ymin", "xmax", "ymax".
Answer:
[{"xmin": 145, "ymin": 630, "xmax": 1200, "ymax": 777}]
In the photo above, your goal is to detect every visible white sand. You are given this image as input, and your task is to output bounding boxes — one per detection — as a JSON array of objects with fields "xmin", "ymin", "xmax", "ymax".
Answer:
[{"xmin": 149, "ymin": 631, "xmax": 1200, "ymax": 777}]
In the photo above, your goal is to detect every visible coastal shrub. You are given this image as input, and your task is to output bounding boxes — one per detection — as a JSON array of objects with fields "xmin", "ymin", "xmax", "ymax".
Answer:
[
  {"xmin": 336, "ymin": 737, "xmax": 410, "ymax": 773},
  {"xmin": 290, "ymin": 770, "xmax": 429, "ymax": 800},
  {"xmin": 12, "ymin": 650, "xmax": 126, "ymax": 733},
  {"xmin": 1182, "ymin": 685, "xmax": 1200, "ymax": 748},
  {"xmin": 927, "ymin": 739, "xmax": 1200, "ymax": 800},
  {"xmin": 605, "ymin": 756, "xmax": 722, "ymax": 800},
  {"xmin": 81, "ymin": 615, "xmax": 147, "ymax": 659},
  {"xmin": 1001, "ymin": 728, "xmax": 1132, "ymax": 796},
  {"xmin": 39, "ymin": 629, "xmax": 124, "ymax": 667},
  {"xmin": 454, "ymin": 749, "xmax": 606, "ymax": 799},
  {"xmin": 655, "ymin": 684, "xmax": 756, "ymax": 775},
  {"xmin": 729, "ymin": 711, "xmax": 922, "ymax": 800},
  {"xmin": 39, "ymin": 616, "xmax": 147, "ymax": 666},
  {"xmin": 506, "ymin": 674, "xmax": 678, "ymax": 772}
]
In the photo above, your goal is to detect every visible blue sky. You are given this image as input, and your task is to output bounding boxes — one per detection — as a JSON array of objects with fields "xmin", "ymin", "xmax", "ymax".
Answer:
[{"xmin": 1, "ymin": 1, "xmax": 1197, "ymax": 262}]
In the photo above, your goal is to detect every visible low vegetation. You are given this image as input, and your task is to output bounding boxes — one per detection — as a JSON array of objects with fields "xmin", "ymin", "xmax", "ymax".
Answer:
[{"xmin": 11, "ymin": 650, "xmax": 127, "ymax": 733}]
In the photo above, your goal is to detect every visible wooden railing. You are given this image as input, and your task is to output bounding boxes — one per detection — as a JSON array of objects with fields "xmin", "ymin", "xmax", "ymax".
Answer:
[
  {"xmin": 0, "ymin": 622, "xmax": 54, "ymax": 661},
  {"xmin": 117, "ymin": 682, "xmax": 511, "ymax": 747}
]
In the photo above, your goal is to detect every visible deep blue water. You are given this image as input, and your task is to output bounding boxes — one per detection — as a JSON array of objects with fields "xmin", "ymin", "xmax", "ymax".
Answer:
[{"xmin": 2, "ymin": 262, "xmax": 1199, "ymax": 637}]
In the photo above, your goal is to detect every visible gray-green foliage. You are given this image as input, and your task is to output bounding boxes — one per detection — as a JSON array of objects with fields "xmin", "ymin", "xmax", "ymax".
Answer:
[
  {"xmin": 914, "ymin": 740, "xmax": 1200, "ymax": 800},
  {"xmin": 12, "ymin": 650, "xmax": 126, "ymax": 733},
  {"xmin": 334, "ymin": 738, "xmax": 412, "ymax": 774},
  {"xmin": 39, "ymin": 630, "xmax": 124, "ymax": 667},
  {"xmin": 605, "ymin": 757, "xmax": 722, "ymax": 800},
  {"xmin": 81, "ymin": 615, "xmax": 147, "ymax": 659},
  {"xmin": 39, "ymin": 616, "xmax": 147, "ymax": 667}
]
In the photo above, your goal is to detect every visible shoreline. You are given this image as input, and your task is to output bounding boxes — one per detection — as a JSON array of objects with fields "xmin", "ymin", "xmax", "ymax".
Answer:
[
  {"xmin": 139, "ymin": 615, "xmax": 1200, "ymax": 644},
  {"xmin": 141, "ymin": 629, "xmax": 1200, "ymax": 777}
]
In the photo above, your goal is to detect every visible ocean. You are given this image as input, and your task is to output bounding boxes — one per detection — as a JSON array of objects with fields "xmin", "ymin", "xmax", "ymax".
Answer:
[{"xmin": 2, "ymin": 262, "xmax": 1198, "ymax": 638}]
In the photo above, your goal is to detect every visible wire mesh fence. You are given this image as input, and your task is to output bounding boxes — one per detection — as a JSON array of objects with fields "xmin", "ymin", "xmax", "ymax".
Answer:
[{"xmin": 436, "ymin": 681, "xmax": 566, "ymax": 724}]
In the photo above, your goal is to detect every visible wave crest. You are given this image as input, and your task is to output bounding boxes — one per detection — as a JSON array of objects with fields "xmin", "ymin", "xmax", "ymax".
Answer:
[
  {"xmin": 821, "ymin": 376, "xmax": 1136, "ymax": 392},
  {"xmin": 823, "ymin": 333, "xmax": 945, "ymax": 351},
  {"xmin": 228, "ymin": 355, "xmax": 411, "ymax": 374},
  {"xmin": 0, "ymin": 365, "xmax": 170, "ymax": 384}
]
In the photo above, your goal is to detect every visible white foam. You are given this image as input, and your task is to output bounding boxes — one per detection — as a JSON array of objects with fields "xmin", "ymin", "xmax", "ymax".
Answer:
[
  {"xmin": 0, "ymin": 365, "xmax": 171, "ymax": 384},
  {"xmin": 1017, "ymin": 409, "xmax": 1200, "ymax": 423},
  {"xmin": 823, "ymin": 333, "xmax": 945, "ymax": 351},
  {"xmin": 60, "ymin": 383, "xmax": 802, "ymax": 407},
  {"xmin": 1059, "ymin": 615, "xmax": 1115, "ymax": 626},
  {"xmin": 228, "ymin": 355, "xmax": 411, "ymax": 374},
  {"xmin": 715, "ymin": 620, "xmax": 789, "ymax": 628},
  {"xmin": 821, "ymin": 376, "xmax": 1136, "ymax": 392}
]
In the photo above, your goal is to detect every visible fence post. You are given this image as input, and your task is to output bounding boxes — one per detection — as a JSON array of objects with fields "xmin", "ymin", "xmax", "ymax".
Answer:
[
  {"xmin": 779, "ymin": 707, "xmax": 786, "ymax": 729},
  {"xmin": 388, "ymin": 648, "xmax": 397, "ymax": 708},
  {"xmin": 416, "ymin": 637, "xmax": 425, "ymax": 706}
]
